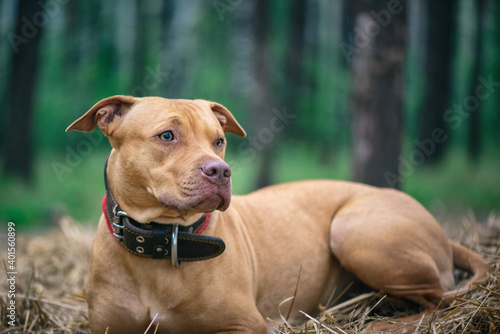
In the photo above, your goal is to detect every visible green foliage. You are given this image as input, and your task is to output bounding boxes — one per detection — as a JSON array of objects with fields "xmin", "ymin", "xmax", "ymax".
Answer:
[
  {"xmin": 0, "ymin": 151, "xmax": 109, "ymax": 228},
  {"xmin": 405, "ymin": 147, "xmax": 500, "ymax": 217},
  {"xmin": 1, "ymin": 0, "xmax": 499, "ymax": 228}
]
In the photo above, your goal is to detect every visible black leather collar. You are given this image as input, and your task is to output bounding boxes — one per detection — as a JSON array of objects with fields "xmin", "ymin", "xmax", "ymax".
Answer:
[{"xmin": 103, "ymin": 156, "xmax": 225, "ymax": 267}]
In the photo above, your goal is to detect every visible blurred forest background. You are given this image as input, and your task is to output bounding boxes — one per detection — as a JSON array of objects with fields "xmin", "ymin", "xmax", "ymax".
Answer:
[{"xmin": 1, "ymin": 0, "xmax": 499, "ymax": 228}]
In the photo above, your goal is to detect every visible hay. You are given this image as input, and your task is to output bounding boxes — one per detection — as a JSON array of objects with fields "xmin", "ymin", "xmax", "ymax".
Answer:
[
  {"xmin": 1, "ymin": 217, "xmax": 92, "ymax": 333},
  {"xmin": 1, "ymin": 214, "xmax": 499, "ymax": 334}
]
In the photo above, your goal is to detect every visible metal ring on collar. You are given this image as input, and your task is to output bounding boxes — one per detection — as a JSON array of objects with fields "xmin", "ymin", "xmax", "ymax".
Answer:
[
  {"xmin": 171, "ymin": 224, "xmax": 180, "ymax": 268},
  {"xmin": 112, "ymin": 203, "xmax": 131, "ymax": 218},
  {"xmin": 115, "ymin": 210, "xmax": 130, "ymax": 217}
]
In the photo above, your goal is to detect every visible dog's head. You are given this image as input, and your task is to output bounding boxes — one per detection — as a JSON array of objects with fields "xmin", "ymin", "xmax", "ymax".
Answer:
[{"xmin": 66, "ymin": 95, "xmax": 246, "ymax": 225}]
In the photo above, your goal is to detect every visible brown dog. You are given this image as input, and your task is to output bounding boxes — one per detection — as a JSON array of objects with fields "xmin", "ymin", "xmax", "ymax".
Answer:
[{"xmin": 67, "ymin": 96, "xmax": 489, "ymax": 333}]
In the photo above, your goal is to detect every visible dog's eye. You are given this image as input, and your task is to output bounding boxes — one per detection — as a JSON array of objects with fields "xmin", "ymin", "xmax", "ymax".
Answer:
[
  {"xmin": 159, "ymin": 131, "xmax": 174, "ymax": 142},
  {"xmin": 216, "ymin": 138, "xmax": 224, "ymax": 147}
]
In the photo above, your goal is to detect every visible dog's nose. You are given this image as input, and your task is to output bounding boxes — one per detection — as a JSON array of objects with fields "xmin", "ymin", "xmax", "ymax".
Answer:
[{"xmin": 201, "ymin": 161, "xmax": 231, "ymax": 184}]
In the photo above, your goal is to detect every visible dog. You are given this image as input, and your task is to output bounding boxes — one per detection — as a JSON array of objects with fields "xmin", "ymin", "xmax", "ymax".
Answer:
[{"xmin": 67, "ymin": 95, "xmax": 490, "ymax": 333}]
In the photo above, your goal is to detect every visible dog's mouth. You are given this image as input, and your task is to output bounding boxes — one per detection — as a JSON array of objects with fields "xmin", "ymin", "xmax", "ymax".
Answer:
[
  {"xmin": 159, "ymin": 183, "xmax": 231, "ymax": 215},
  {"xmin": 193, "ymin": 193, "xmax": 228, "ymax": 212}
]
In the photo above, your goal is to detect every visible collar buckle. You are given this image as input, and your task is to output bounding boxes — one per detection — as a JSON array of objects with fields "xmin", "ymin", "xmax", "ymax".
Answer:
[{"xmin": 111, "ymin": 205, "xmax": 126, "ymax": 241}]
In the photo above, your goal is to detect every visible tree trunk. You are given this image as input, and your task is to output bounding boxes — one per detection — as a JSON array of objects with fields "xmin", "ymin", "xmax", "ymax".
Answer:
[
  {"xmin": 97, "ymin": 1, "xmax": 118, "ymax": 79},
  {"xmin": 251, "ymin": 0, "xmax": 274, "ymax": 189},
  {"xmin": 0, "ymin": 1, "xmax": 17, "ymax": 152},
  {"xmin": 467, "ymin": 0, "xmax": 485, "ymax": 161},
  {"xmin": 350, "ymin": 0, "xmax": 407, "ymax": 189},
  {"xmin": 418, "ymin": 0, "xmax": 457, "ymax": 164},
  {"xmin": 284, "ymin": 0, "xmax": 306, "ymax": 116},
  {"xmin": 131, "ymin": 0, "xmax": 147, "ymax": 95},
  {"xmin": 230, "ymin": 0, "xmax": 254, "ymax": 106},
  {"xmin": 160, "ymin": 0, "xmax": 202, "ymax": 98},
  {"xmin": 493, "ymin": 0, "xmax": 500, "ymax": 145},
  {"xmin": 3, "ymin": 0, "xmax": 46, "ymax": 181},
  {"xmin": 317, "ymin": 0, "xmax": 344, "ymax": 162},
  {"xmin": 64, "ymin": 0, "xmax": 80, "ymax": 72},
  {"xmin": 340, "ymin": 0, "xmax": 354, "ymax": 68},
  {"xmin": 160, "ymin": 0, "xmax": 175, "ymax": 60}
]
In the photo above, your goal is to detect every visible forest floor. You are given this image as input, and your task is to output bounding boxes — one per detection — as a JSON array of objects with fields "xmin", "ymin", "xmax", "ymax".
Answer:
[{"xmin": 0, "ymin": 214, "xmax": 499, "ymax": 334}]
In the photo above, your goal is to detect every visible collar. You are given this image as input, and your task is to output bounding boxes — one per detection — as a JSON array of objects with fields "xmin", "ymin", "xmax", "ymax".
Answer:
[{"xmin": 102, "ymin": 157, "xmax": 225, "ymax": 267}]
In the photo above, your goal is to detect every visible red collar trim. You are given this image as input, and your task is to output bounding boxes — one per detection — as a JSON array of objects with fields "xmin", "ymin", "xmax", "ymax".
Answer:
[
  {"xmin": 103, "ymin": 194, "xmax": 114, "ymax": 234},
  {"xmin": 102, "ymin": 194, "xmax": 210, "ymax": 236},
  {"xmin": 197, "ymin": 213, "xmax": 211, "ymax": 234}
]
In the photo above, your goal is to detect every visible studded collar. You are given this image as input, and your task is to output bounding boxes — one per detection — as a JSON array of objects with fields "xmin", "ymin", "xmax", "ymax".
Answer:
[{"xmin": 102, "ymin": 156, "xmax": 225, "ymax": 267}]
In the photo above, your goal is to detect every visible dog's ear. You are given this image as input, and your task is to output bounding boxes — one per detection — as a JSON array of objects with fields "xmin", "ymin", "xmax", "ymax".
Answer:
[
  {"xmin": 208, "ymin": 102, "xmax": 247, "ymax": 137},
  {"xmin": 66, "ymin": 95, "xmax": 136, "ymax": 136}
]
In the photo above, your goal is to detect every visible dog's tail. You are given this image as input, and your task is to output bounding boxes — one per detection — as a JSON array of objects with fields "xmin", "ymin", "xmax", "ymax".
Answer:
[{"xmin": 443, "ymin": 240, "xmax": 490, "ymax": 301}]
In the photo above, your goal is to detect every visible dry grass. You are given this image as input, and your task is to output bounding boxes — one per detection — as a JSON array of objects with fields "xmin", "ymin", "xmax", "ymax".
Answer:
[
  {"xmin": 1, "ymin": 214, "xmax": 499, "ymax": 334},
  {"xmin": 1, "ymin": 218, "xmax": 92, "ymax": 334}
]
